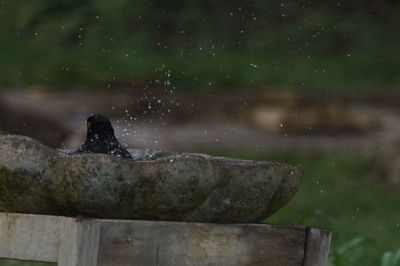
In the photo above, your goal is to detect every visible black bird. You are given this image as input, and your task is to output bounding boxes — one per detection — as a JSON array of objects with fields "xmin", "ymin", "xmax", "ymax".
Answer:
[{"xmin": 75, "ymin": 114, "xmax": 132, "ymax": 159}]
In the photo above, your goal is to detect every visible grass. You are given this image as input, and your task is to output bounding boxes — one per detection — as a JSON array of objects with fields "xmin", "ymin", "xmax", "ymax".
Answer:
[
  {"xmin": 0, "ymin": 1, "xmax": 399, "ymax": 93},
  {"xmin": 0, "ymin": 259, "xmax": 54, "ymax": 266},
  {"xmin": 210, "ymin": 151, "xmax": 400, "ymax": 266}
]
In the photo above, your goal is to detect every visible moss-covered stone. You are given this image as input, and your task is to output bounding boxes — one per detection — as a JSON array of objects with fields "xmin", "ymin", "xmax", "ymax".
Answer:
[{"xmin": 0, "ymin": 135, "xmax": 301, "ymax": 222}]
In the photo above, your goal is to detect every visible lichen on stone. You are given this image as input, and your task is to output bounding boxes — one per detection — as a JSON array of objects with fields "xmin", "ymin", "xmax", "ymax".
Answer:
[{"xmin": 0, "ymin": 134, "xmax": 301, "ymax": 222}]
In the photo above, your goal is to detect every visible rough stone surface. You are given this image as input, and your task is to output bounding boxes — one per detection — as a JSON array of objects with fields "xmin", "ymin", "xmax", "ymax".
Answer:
[{"xmin": 0, "ymin": 135, "xmax": 301, "ymax": 222}]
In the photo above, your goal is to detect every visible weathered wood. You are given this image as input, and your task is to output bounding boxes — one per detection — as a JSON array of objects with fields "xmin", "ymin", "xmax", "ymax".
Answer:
[
  {"xmin": 0, "ymin": 213, "xmax": 60, "ymax": 262},
  {"xmin": 98, "ymin": 221, "xmax": 306, "ymax": 266},
  {"xmin": 0, "ymin": 213, "xmax": 332, "ymax": 266},
  {"xmin": 303, "ymin": 227, "xmax": 332, "ymax": 266},
  {"xmin": 58, "ymin": 218, "xmax": 100, "ymax": 266}
]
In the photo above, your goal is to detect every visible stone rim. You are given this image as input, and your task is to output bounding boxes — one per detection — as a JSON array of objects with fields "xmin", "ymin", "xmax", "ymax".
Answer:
[{"xmin": 0, "ymin": 134, "xmax": 301, "ymax": 222}]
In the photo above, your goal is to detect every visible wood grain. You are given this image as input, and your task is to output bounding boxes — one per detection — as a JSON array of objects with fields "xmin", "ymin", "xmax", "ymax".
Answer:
[
  {"xmin": 0, "ymin": 213, "xmax": 332, "ymax": 266},
  {"xmin": 0, "ymin": 213, "xmax": 60, "ymax": 262},
  {"xmin": 303, "ymin": 227, "xmax": 332, "ymax": 266},
  {"xmin": 98, "ymin": 221, "xmax": 307, "ymax": 266},
  {"xmin": 58, "ymin": 218, "xmax": 100, "ymax": 266}
]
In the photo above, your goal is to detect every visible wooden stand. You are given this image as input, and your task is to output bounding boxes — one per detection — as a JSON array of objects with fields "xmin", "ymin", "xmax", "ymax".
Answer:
[{"xmin": 0, "ymin": 213, "xmax": 331, "ymax": 266}]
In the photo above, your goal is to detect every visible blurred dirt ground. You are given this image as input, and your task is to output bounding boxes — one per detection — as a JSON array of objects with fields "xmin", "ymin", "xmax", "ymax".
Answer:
[{"xmin": 1, "ymin": 89, "xmax": 400, "ymax": 157}]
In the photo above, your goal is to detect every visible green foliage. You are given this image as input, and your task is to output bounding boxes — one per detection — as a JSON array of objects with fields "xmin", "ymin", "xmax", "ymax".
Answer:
[
  {"xmin": 329, "ymin": 237, "xmax": 371, "ymax": 266},
  {"xmin": 380, "ymin": 249, "xmax": 400, "ymax": 266},
  {"xmin": 0, "ymin": 259, "xmax": 55, "ymax": 266},
  {"xmin": 329, "ymin": 239, "xmax": 400, "ymax": 266},
  {"xmin": 0, "ymin": 0, "xmax": 399, "ymax": 92}
]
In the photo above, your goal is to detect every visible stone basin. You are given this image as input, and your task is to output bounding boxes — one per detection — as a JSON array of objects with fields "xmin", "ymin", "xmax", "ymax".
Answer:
[{"xmin": 0, "ymin": 135, "xmax": 300, "ymax": 223}]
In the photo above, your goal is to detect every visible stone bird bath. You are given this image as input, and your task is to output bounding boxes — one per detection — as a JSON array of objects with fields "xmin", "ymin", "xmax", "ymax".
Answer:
[
  {"xmin": 0, "ymin": 134, "xmax": 333, "ymax": 266},
  {"xmin": 0, "ymin": 134, "xmax": 300, "ymax": 222}
]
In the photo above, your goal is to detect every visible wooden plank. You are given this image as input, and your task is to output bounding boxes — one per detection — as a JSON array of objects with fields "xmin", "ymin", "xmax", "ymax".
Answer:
[
  {"xmin": 58, "ymin": 218, "xmax": 101, "ymax": 266},
  {"xmin": 0, "ymin": 213, "xmax": 60, "ymax": 262},
  {"xmin": 303, "ymin": 227, "xmax": 332, "ymax": 266},
  {"xmin": 0, "ymin": 213, "xmax": 331, "ymax": 266},
  {"xmin": 97, "ymin": 220, "xmax": 307, "ymax": 266}
]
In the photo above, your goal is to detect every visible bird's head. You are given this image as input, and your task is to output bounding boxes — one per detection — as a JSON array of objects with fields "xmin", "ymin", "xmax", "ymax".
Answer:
[{"xmin": 86, "ymin": 114, "xmax": 115, "ymax": 138}]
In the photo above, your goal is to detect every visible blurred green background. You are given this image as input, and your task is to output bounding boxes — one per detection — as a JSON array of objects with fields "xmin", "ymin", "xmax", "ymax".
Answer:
[
  {"xmin": 0, "ymin": 0, "xmax": 399, "ymax": 93},
  {"xmin": 0, "ymin": 1, "xmax": 400, "ymax": 266}
]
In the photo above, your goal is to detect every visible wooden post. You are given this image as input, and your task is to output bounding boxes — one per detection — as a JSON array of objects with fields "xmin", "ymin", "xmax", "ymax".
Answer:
[
  {"xmin": 0, "ymin": 213, "xmax": 61, "ymax": 263},
  {"xmin": 303, "ymin": 227, "xmax": 332, "ymax": 266},
  {"xmin": 0, "ymin": 213, "xmax": 331, "ymax": 266},
  {"xmin": 58, "ymin": 218, "xmax": 100, "ymax": 266}
]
